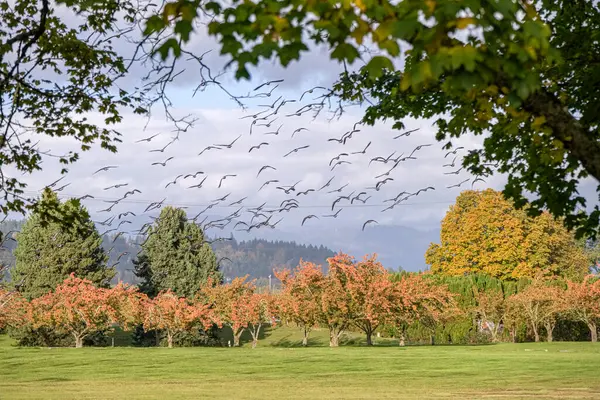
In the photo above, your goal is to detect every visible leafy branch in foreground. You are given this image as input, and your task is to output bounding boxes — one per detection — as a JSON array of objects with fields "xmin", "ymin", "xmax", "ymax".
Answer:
[{"xmin": 149, "ymin": 0, "xmax": 600, "ymax": 238}]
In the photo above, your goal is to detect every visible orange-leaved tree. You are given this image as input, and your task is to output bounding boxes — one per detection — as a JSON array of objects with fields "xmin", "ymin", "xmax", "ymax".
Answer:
[
  {"xmin": 202, "ymin": 276, "xmax": 255, "ymax": 347},
  {"xmin": 565, "ymin": 276, "xmax": 600, "ymax": 342},
  {"xmin": 509, "ymin": 280, "xmax": 566, "ymax": 342},
  {"xmin": 108, "ymin": 282, "xmax": 150, "ymax": 333},
  {"xmin": 343, "ymin": 254, "xmax": 394, "ymax": 346},
  {"xmin": 29, "ymin": 274, "xmax": 119, "ymax": 348},
  {"xmin": 245, "ymin": 293, "xmax": 278, "ymax": 348},
  {"xmin": 274, "ymin": 261, "xmax": 325, "ymax": 346},
  {"xmin": 143, "ymin": 290, "xmax": 214, "ymax": 348},
  {"xmin": 0, "ymin": 289, "xmax": 28, "ymax": 330},
  {"xmin": 321, "ymin": 253, "xmax": 355, "ymax": 347},
  {"xmin": 426, "ymin": 189, "xmax": 589, "ymax": 281},
  {"xmin": 390, "ymin": 274, "xmax": 456, "ymax": 346}
]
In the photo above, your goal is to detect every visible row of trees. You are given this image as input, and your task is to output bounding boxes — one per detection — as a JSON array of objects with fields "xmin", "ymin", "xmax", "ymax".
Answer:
[{"xmin": 3, "ymin": 254, "xmax": 600, "ymax": 348}]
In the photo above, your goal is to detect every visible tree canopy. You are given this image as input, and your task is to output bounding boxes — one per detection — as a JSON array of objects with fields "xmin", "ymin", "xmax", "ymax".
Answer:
[
  {"xmin": 134, "ymin": 206, "xmax": 222, "ymax": 298},
  {"xmin": 149, "ymin": 0, "xmax": 600, "ymax": 238},
  {"xmin": 11, "ymin": 189, "xmax": 113, "ymax": 299},
  {"xmin": 426, "ymin": 189, "xmax": 590, "ymax": 281}
]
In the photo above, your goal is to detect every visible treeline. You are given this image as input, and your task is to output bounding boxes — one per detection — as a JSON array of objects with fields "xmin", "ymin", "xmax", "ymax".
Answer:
[
  {"xmin": 2, "ymin": 187, "xmax": 600, "ymax": 348},
  {"xmin": 2, "ymin": 255, "xmax": 600, "ymax": 349},
  {"xmin": 0, "ymin": 223, "xmax": 335, "ymax": 285},
  {"xmin": 212, "ymin": 239, "xmax": 335, "ymax": 279}
]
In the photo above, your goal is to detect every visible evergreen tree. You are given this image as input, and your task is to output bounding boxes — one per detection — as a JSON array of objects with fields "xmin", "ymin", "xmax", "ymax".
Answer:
[
  {"xmin": 134, "ymin": 206, "xmax": 221, "ymax": 298},
  {"xmin": 11, "ymin": 189, "xmax": 112, "ymax": 300}
]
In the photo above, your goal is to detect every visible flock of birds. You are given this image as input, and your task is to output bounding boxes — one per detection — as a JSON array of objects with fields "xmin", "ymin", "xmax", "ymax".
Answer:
[{"xmin": 4, "ymin": 79, "xmax": 488, "ymax": 267}]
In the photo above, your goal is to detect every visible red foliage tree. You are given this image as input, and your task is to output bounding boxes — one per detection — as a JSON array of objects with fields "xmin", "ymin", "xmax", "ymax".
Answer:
[
  {"xmin": 565, "ymin": 276, "xmax": 600, "ymax": 342},
  {"xmin": 510, "ymin": 280, "xmax": 566, "ymax": 342},
  {"xmin": 0, "ymin": 289, "xmax": 28, "ymax": 330},
  {"xmin": 29, "ymin": 274, "xmax": 119, "ymax": 348},
  {"xmin": 143, "ymin": 290, "xmax": 214, "ymax": 348},
  {"xmin": 390, "ymin": 274, "xmax": 456, "ymax": 346},
  {"xmin": 341, "ymin": 254, "xmax": 394, "ymax": 346},
  {"xmin": 108, "ymin": 282, "xmax": 150, "ymax": 332},
  {"xmin": 245, "ymin": 293, "xmax": 278, "ymax": 348},
  {"xmin": 275, "ymin": 261, "xmax": 325, "ymax": 346},
  {"xmin": 202, "ymin": 276, "xmax": 255, "ymax": 347},
  {"xmin": 320, "ymin": 253, "xmax": 355, "ymax": 347}
]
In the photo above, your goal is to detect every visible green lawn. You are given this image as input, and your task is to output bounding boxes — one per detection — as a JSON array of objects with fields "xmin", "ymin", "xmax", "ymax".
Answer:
[{"xmin": 1, "ymin": 328, "xmax": 600, "ymax": 399}]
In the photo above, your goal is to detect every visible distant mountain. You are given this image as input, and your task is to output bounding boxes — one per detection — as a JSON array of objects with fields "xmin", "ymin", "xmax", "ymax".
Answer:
[
  {"xmin": 230, "ymin": 223, "xmax": 438, "ymax": 271},
  {"xmin": 211, "ymin": 238, "xmax": 335, "ymax": 279},
  {"xmin": 0, "ymin": 217, "xmax": 438, "ymax": 285}
]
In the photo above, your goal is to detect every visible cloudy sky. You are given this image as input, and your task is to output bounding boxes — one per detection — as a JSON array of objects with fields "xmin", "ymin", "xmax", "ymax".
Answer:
[{"xmin": 7, "ymin": 10, "xmax": 597, "ymax": 270}]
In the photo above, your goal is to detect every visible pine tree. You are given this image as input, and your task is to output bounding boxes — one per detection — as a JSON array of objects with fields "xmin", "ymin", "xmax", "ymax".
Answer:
[
  {"xmin": 11, "ymin": 189, "xmax": 113, "ymax": 300},
  {"xmin": 134, "ymin": 206, "xmax": 221, "ymax": 298}
]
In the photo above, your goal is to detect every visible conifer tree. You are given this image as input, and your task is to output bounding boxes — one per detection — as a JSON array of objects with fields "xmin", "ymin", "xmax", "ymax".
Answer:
[
  {"xmin": 11, "ymin": 189, "xmax": 112, "ymax": 300},
  {"xmin": 134, "ymin": 206, "xmax": 221, "ymax": 298}
]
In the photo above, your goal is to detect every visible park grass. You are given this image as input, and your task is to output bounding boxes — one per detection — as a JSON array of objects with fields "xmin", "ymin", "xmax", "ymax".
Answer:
[{"xmin": 1, "ymin": 328, "xmax": 600, "ymax": 399}]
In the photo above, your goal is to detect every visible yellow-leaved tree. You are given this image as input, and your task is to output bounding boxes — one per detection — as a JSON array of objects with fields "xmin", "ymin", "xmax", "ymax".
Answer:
[{"xmin": 426, "ymin": 189, "xmax": 589, "ymax": 281}]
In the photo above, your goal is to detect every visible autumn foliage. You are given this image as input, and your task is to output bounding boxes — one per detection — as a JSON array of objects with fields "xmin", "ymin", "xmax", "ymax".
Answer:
[
  {"xmin": 426, "ymin": 189, "xmax": 589, "ymax": 281},
  {"xmin": 2, "ymin": 252, "xmax": 600, "ymax": 348},
  {"xmin": 565, "ymin": 277, "xmax": 600, "ymax": 342},
  {"xmin": 28, "ymin": 274, "xmax": 123, "ymax": 348},
  {"xmin": 144, "ymin": 290, "xmax": 214, "ymax": 348}
]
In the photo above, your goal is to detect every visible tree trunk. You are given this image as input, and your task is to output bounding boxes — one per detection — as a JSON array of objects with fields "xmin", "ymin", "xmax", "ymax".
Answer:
[
  {"xmin": 533, "ymin": 325, "xmax": 540, "ymax": 342},
  {"xmin": 544, "ymin": 321, "xmax": 554, "ymax": 343},
  {"xmin": 74, "ymin": 334, "xmax": 84, "ymax": 348},
  {"xmin": 251, "ymin": 324, "xmax": 261, "ymax": 349},
  {"xmin": 399, "ymin": 333, "xmax": 406, "ymax": 347},
  {"xmin": 233, "ymin": 329, "xmax": 243, "ymax": 347},
  {"xmin": 364, "ymin": 324, "xmax": 374, "ymax": 346},
  {"xmin": 510, "ymin": 326, "xmax": 517, "ymax": 343},
  {"xmin": 155, "ymin": 330, "xmax": 160, "ymax": 347},
  {"xmin": 329, "ymin": 326, "xmax": 341, "ymax": 347},
  {"xmin": 302, "ymin": 327, "xmax": 310, "ymax": 346},
  {"xmin": 167, "ymin": 332, "xmax": 173, "ymax": 348},
  {"xmin": 588, "ymin": 322, "xmax": 598, "ymax": 342},
  {"xmin": 430, "ymin": 335, "xmax": 435, "ymax": 346}
]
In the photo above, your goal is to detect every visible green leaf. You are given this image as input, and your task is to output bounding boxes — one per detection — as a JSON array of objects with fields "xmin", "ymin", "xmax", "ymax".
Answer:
[
  {"xmin": 331, "ymin": 43, "xmax": 360, "ymax": 63},
  {"xmin": 174, "ymin": 20, "xmax": 194, "ymax": 42},
  {"xmin": 364, "ymin": 56, "xmax": 394, "ymax": 78}
]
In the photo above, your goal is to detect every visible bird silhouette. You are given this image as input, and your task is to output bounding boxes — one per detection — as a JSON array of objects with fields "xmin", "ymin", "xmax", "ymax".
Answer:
[
  {"xmin": 184, "ymin": 171, "xmax": 204, "ymax": 179},
  {"xmin": 93, "ymin": 166, "xmax": 118, "ymax": 175},
  {"xmin": 362, "ymin": 219, "xmax": 378, "ymax": 231},
  {"xmin": 152, "ymin": 157, "xmax": 174, "ymax": 167},
  {"xmin": 301, "ymin": 214, "xmax": 319, "ymax": 226},
  {"xmin": 447, "ymin": 178, "xmax": 470, "ymax": 189},
  {"xmin": 215, "ymin": 135, "xmax": 241, "ymax": 149},
  {"xmin": 327, "ymin": 183, "xmax": 348, "ymax": 194},
  {"xmin": 264, "ymin": 124, "xmax": 284, "ymax": 136},
  {"xmin": 218, "ymin": 174, "xmax": 236, "ymax": 188},
  {"xmin": 249, "ymin": 142, "xmax": 269, "ymax": 152},
  {"xmin": 103, "ymin": 183, "xmax": 128, "ymax": 190},
  {"xmin": 198, "ymin": 145, "xmax": 222, "ymax": 156},
  {"xmin": 257, "ymin": 165, "xmax": 276, "ymax": 177},
  {"xmin": 253, "ymin": 79, "xmax": 284, "ymax": 92},
  {"xmin": 283, "ymin": 145, "xmax": 310, "ymax": 157},
  {"xmin": 135, "ymin": 133, "xmax": 160, "ymax": 143},
  {"xmin": 189, "ymin": 176, "xmax": 208, "ymax": 189},
  {"xmin": 323, "ymin": 209, "xmax": 342, "ymax": 218},
  {"xmin": 259, "ymin": 180, "xmax": 279, "ymax": 191},
  {"xmin": 318, "ymin": 176, "xmax": 335, "ymax": 191},
  {"xmin": 393, "ymin": 128, "xmax": 420, "ymax": 139},
  {"xmin": 352, "ymin": 141, "xmax": 371, "ymax": 155},
  {"xmin": 291, "ymin": 127, "xmax": 308, "ymax": 137}
]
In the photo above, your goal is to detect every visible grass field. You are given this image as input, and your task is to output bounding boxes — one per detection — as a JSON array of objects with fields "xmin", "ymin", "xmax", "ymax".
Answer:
[{"xmin": 1, "ymin": 327, "xmax": 600, "ymax": 399}]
